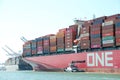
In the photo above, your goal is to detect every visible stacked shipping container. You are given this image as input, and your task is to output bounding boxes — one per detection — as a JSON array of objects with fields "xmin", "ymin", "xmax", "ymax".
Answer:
[
  {"xmin": 115, "ymin": 19, "xmax": 120, "ymax": 46},
  {"xmin": 90, "ymin": 16, "xmax": 105, "ymax": 48},
  {"xmin": 36, "ymin": 37, "xmax": 43, "ymax": 54},
  {"xmin": 90, "ymin": 24, "xmax": 102, "ymax": 48},
  {"xmin": 102, "ymin": 16, "xmax": 115, "ymax": 47},
  {"xmin": 22, "ymin": 14, "xmax": 120, "ymax": 57},
  {"xmin": 43, "ymin": 36, "xmax": 50, "ymax": 54},
  {"xmin": 69, "ymin": 25, "xmax": 78, "ymax": 38},
  {"xmin": 23, "ymin": 41, "xmax": 32, "ymax": 57},
  {"xmin": 65, "ymin": 28, "xmax": 75, "ymax": 51},
  {"xmin": 50, "ymin": 35, "xmax": 57, "ymax": 53},
  {"xmin": 56, "ymin": 28, "xmax": 66, "ymax": 52},
  {"xmin": 31, "ymin": 40, "xmax": 37, "ymax": 55},
  {"xmin": 80, "ymin": 22, "xmax": 90, "ymax": 49}
]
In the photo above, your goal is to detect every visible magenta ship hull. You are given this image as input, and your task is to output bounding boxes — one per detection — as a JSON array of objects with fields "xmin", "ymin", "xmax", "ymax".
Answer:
[
  {"xmin": 23, "ymin": 14, "xmax": 120, "ymax": 73},
  {"xmin": 25, "ymin": 50, "xmax": 120, "ymax": 73}
]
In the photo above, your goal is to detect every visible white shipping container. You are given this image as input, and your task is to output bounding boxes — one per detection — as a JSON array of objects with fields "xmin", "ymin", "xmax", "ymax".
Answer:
[
  {"xmin": 81, "ymin": 33, "xmax": 89, "ymax": 37},
  {"xmin": 65, "ymin": 48, "xmax": 73, "ymax": 51},
  {"xmin": 102, "ymin": 40, "xmax": 114, "ymax": 44},
  {"xmin": 37, "ymin": 51, "xmax": 43, "ymax": 54},
  {"xmin": 66, "ymin": 33, "xmax": 71, "ymax": 36},
  {"xmin": 102, "ymin": 21, "xmax": 114, "ymax": 26},
  {"xmin": 66, "ymin": 36, "xmax": 71, "ymax": 39},
  {"xmin": 50, "ymin": 36, "xmax": 56, "ymax": 39}
]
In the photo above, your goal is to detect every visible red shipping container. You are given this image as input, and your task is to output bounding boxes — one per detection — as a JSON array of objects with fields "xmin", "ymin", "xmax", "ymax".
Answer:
[
  {"xmin": 37, "ymin": 46, "xmax": 43, "ymax": 54},
  {"xmin": 80, "ymin": 40, "xmax": 90, "ymax": 46},
  {"xmin": 116, "ymin": 42, "xmax": 120, "ymax": 46},
  {"xmin": 91, "ymin": 30, "xmax": 101, "ymax": 34},
  {"xmin": 116, "ymin": 38, "xmax": 120, "ymax": 43},
  {"xmin": 115, "ymin": 27, "xmax": 120, "ymax": 31},
  {"xmin": 50, "ymin": 43, "xmax": 56, "ymax": 46},
  {"xmin": 43, "ymin": 42, "xmax": 49, "ymax": 46},
  {"xmin": 83, "ymin": 21, "xmax": 92, "ymax": 27},
  {"xmin": 91, "ymin": 38, "xmax": 101, "ymax": 42},
  {"xmin": 91, "ymin": 42, "xmax": 101, "ymax": 45},
  {"xmin": 102, "ymin": 25, "xmax": 114, "ymax": 30},
  {"xmin": 105, "ymin": 14, "xmax": 119, "ymax": 21},
  {"xmin": 102, "ymin": 43, "xmax": 114, "ymax": 47},
  {"xmin": 115, "ymin": 31, "xmax": 120, "ymax": 34},
  {"xmin": 69, "ymin": 25, "xmax": 78, "ymax": 34},
  {"xmin": 116, "ymin": 35, "xmax": 120, "ymax": 38},
  {"xmin": 102, "ymin": 33, "xmax": 114, "ymax": 37},
  {"xmin": 32, "ymin": 50, "xmax": 37, "ymax": 54},
  {"xmin": 91, "ymin": 44, "xmax": 101, "ymax": 48},
  {"xmin": 37, "ymin": 41, "xmax": 43, "ymax": 46},
  {"xmin": 81, "ymin": 46, "xmax": 90, "ymax": 49},
  {"xmin": 57, "ymin": 45, "xmax": 64, "ymax": 48},
  {"xmin": 91, "ymin": 28, "xmax": 100, "ymax": 33},
  {"xmin": 91, "ymin": 27, "xmax": 100, "ymax": 31},
  {"xmin": 102, "ymin": 29, "xmax": 113, "ymax": 33},
  {"xmin": 81, "ymin": 36, "xmax": 89, "ymax": 40}
]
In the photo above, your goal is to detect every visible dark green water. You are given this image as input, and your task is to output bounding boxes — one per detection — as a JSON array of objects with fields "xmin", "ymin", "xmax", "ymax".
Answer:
[{"xmin": 0, "ymin": 71, "xmax": 120, "ymax": 80}]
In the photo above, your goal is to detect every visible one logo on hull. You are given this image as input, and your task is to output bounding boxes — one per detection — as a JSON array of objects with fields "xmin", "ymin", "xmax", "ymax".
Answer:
[{"xmin": 87, "ymin": 52, "xmax": 113, "ymax": 67}]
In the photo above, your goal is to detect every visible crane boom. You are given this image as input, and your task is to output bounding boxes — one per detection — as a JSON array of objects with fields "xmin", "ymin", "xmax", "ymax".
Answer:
[
  {"xmin": 20, "ymin": 36, "xmax": 28, "ymax": 43},
  {"xmin": 1, "ymin": 47, "xmax": 15, "ymax": 56},
  {"xmin": 5, "ymin": 45, "xmax": 21, "ymax": 56}
]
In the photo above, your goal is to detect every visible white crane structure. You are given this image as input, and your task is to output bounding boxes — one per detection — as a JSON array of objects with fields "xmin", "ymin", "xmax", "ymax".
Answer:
[
  {"xmin": 2, "ymin": 45, "xmax": 21, "ymax": 57},
  {"xmin": 20, "ymin": 36, "xmax": 28, "ymax": 43}
]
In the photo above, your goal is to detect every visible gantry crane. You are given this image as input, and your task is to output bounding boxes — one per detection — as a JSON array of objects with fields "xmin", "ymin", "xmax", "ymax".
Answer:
[{"xmin": 20, "ymin": 36, "xmax": 28, "ymax": 43}]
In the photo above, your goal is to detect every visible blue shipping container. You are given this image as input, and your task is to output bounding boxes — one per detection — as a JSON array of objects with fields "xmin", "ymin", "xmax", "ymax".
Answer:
[
  {"xmin": 93, "ymin": 19, "xmax": 103, "ymax": 25},
  {"xmin": 117, "ymin": 16, "xmax": 120, "ymax": 19},
  {"xmin": 43, "ymin": 37, "xmax": 49, "ymax": 40},
  {"xmin": 115, "ymin": 22, "xmax": 120, "ymax": 27},
  {"xmin": 91, "ymin": 34, "xmax": 101, "ymax": 38},
  {"xmin": 36, "ymin": 38, "xmax": 43, "ymax": 41}
]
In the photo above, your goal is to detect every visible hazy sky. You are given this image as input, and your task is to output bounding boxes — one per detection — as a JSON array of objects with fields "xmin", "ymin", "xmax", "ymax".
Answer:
[{"xmin": 0, "ymin": 0, "xmax": 120, "ymax": 63}]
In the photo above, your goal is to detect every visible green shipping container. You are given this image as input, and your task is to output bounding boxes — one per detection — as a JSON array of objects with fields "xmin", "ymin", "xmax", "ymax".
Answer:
[
  {"xmin": 102, "ymin": 36, "xmax": 114, "ymax": 41},
  {"xmin": 57, "ymin": 48, "xmax": 64, "ymax": 52}
]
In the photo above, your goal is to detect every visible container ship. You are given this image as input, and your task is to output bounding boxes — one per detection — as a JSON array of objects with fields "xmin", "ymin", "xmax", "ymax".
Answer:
[{"xmin": 22, "ymin": 14, "xmax": 120, "ymax": 73}]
